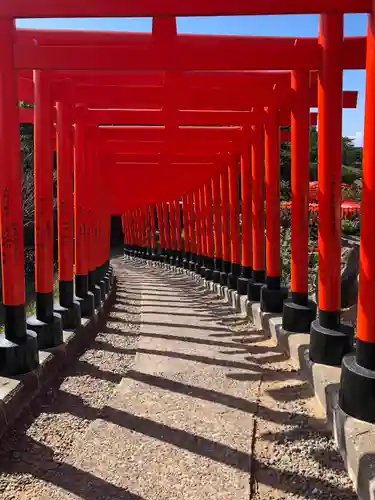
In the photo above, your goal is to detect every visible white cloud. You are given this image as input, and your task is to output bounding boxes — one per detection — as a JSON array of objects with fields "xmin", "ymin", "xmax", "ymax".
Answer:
[{"xmin": 350, "ymin": 131, "xmax": 363, "ymax": 147}]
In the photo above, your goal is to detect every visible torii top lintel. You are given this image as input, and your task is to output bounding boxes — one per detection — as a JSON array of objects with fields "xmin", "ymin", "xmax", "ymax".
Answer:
[
  {"xmin": 1, "ymin": 0, "xmax": 370, "ymax": 18},
  {"xmin": 15, "ymin": 30, "xmax": 365, "ymax": 71}
]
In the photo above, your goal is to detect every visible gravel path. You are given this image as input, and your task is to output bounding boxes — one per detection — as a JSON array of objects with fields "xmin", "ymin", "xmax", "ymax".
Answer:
[
  {"xmin": 190, "ymin": 287, "xmax": 357, "ymax": 499},
  {"xmin": 0, "ymin": 257, "xmax": 139, "ymax": 500},
  {"xmin": 0, "ymin": 257, "xmax": 357, "ymax": 499}
]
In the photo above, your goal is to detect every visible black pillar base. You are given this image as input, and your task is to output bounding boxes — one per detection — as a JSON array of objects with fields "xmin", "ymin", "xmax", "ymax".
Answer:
[
  {"xmin": 228, "ymin": 263, "xmax": 241, "ymax": 290},
  {"xmin": 310, "ymin": 317, "xmax": 354, "ymax": 366},
  {"xmin": 194, "ymin": 263, "xmax": 201, "ymax": 275},
  {"xmin": 54, "ymin": 301, "xmax": 81, "ymax": 330},
  {"xmin": 213, "ymin": 270, "xmax": 221, "ymax": 284},
  {"xmin": 74, "ymin": 293, "xmax": 95, "ymax": 318},
  {"xmin": 103, "ymin": 276, "xmax": 110, "ymax": 294},
  {"xmin": 237, "ymin": 266, "xmax": 252, "ymax": 295},
  {"xmin": 26, "ymin": 313, "xmax": 64, "ymax": 350},
  {"xmin": 339, "ymin": 343, "xmax": 375, "ymax": 423},
  {"xmin": 0, "ymin": 331, "xmax": 39, "ymax": 376},
  {"xmin": 99, "ymin": 280, "xmax": 106, "ymax": 298},
  {"xmin": 199, "ymin": 260, "xmax": 207, "ymax": 277},
  {"xmin": 228, "ymin": 273, "xmax": 238, "ymax": 290},
  {"xmin": 247, "ymin": 270, "xmax": 265, "ymax": 302},
  {"xmin": 182, "ymin": 252, "xmax": 189, "ymax": 269},
  {"xmin": 214, "ymin": 258, "xmax": 223, "ymax": 271},
  {"xmin": 237, "ymin": 277, "xmax": 249, "ymax": 295},
  {"xmin": 282, "ymin": 296, "xmax": 317, "ymax": 333},
  {"xmin": 205, "ymin": 268, "xmax": 213, "ymax": 281},
  {"xmin": 91, "ymin": 285, "xmax": 102, "ymax": 309},
  {"xmin": 106, "ymin": 269, "xmax": 114, "ymax": 287},
  {"xmin": 204, "ymin": 257, "xmax": 214, "ymax": 281},
  {"xmin": 220, "ymin": 272, "xmax": 228, "ymax": 287},
  {"xmin": 220, "ymin": 260, "xmax": 231, "ymax": 287},
  {"xmin": 261, "ymin": 285, "xmax": 289, "ymax": 313},
  {"xmin": 89, "ymin": 270, "xmax": 102, "ymax": 309}
]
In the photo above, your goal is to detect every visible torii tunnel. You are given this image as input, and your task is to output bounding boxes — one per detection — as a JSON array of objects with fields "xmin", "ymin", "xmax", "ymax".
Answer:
[{"xmin": 0, "ymin": 1, "xmax": 375, "ymax": 430}]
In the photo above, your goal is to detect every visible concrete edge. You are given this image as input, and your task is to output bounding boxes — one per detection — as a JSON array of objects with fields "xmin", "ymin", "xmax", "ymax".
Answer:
[
  {"xmin": 0, "ymin": 275, "xmax": 117, "ymax": 442},
  {"xmin": 266, "ymin": 315, "xmax": 375, "ymax": 500}
]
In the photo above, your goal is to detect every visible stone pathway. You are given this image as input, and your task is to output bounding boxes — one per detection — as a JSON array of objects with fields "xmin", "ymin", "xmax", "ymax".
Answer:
[{"xmin": 0, "ymin": 258, "xmax": 356, "ymax": 499}]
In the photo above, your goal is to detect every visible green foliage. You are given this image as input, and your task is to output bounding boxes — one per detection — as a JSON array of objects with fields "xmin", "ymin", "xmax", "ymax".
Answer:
[
  {"xmin": 310, "ymin": 127, "xmax": 318, "ymax": 164},
  {"xmin": 342, "ymin": 165, "xmax": 362, "ymax": 185},
  {"xmin": 309, "ymin": 162, "xmax": 318, "ymax": 181},
  {"xmin": 342, "ymin": 218, "xmax": 360, "ymax": 235},
  {"xmin": 280, "ymin": 226, "xmax": 291, "ymax": 286},
  {"xmin": 280, "ymin": 212, "xmax": 319, "ymax": 293},
  {"xmin": 342, "ymin": 136, "xmax": 362, "ymax": 167},
  {"xmin": 280, "ymin": 141, "xmax": 291, "ymax": 182},
  {"xmin": 280, "ymin": 180, "xmax": 291, "ymax": 201},
  {"xmin": 279, "ymin": 127, "xmax": 363, "ymax": 181}
]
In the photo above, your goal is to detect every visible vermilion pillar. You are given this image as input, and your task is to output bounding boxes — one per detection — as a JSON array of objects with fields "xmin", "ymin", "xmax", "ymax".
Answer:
[
  {"xmin": 169, "ymin": 200, "xmax": 177, "ymax": 265},
  {"xmin": 282, "ymin": 70, "xmax": 317, "ymax": 332},
  {"xmin": 103, "ymin": 212, "xmax": 113, "ymax": 286},
  {"xmin": 124, "ymin": 211, "xmax": 132, "ymax": 256},
  {"xmin": 146, "ymin": 206, "xmax": 152, "ymax": 258},
  {"xmin": 188, "ymin": 192, "xmax": 197, "ymax": 271},
  {"xmin": 220, "ymin": 166, "xmax": 231, "ymax": 286},
  {"xmin": 123, "ymin": 213, "xmax": 129, "ymax": 255},
  {"xmin": 199, "ymin": 187, "xmax": 208, "ymax": 277},
  {"xmin": 150, "ymin": 205, "xmax": 157, "ymax": 259},
  {"xmin": 133, "ymin": 210, "xmax": 138, "ymax": 254},
  {"xmin": 142, "ymin": 208, "xmax": 148, "ymax": 257},
  {"xmin": 237, "ymin": 143, "xmax": 253, "ymax": 295},
  {"xmin": 26, "ymin": 71, "xmax": 63, "ymax": 348},
  {"xmin": 127, "ymin": 211, "xmax": 134, "ymax": 257},
  {"xmin": 204, "ymin": 179, "xmax": 215, "ymax": 280},
  {"xmin": 310, "ymin": 13, "xmax": 353, "ymax": 365},
  {"xmin": 54, "ymin": 82, "xmax": 81, "ymax": 329},
  {"xmin": 74, "ymin": 105, "xmax": 95, "ymax": 317},
  {"xmin": 260, "ymin": 108, "xmax": 289, "ymax": 312},
  {"xmin": 248, "ymin": 124, "xmax": 266, "ymax": 301},
  {"xmin": 228, "ymin": 159, "xmax": 241, "ymax": 290},
  {"xmin": 93, "ymin": 151, "xmax": 105, "ymax": 295},
  {"xmin": 182, "ymin": 195, "xmax": 191, "ymax": 269},
  {"xmin": 0, "ymin": 20, "xmax": 39, "ymax": 375},
  {"xmin": 86, "ymin": 133, "xmax": 101, "ymax": 308},
  {"xmin": 100, "ymin": 207, "xmax": 112, "ymax": 292},
  {"xmin": 340, "ymin": 2, "xmax": 375, "ymax": 423},
  {"xmin": 212, "ymin": 174, "xmax": 223, "ymax": 284},
  {"xmin": 156, "ymin": 203, "xmax": 165, "ymax": 263},
  {"xmin": 194, "ymin": 190, "xmax": 203, "ymax": 275},
  {"xmin": 162, "ymin": 202, "xmax": 171, "ymax": 264},
  {"xmin": 174, "ymin": 200, "xmax": 183, "ymax": 267}
]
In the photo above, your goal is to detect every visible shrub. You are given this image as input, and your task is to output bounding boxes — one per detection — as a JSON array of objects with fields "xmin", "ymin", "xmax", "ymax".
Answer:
[
  {"xmin": 342, "ymin": 218, "xmax": 360, "ymax": 235},
  {"xmin": 342, "ymin": 165, "xmax": 362, "ymax": 185}
]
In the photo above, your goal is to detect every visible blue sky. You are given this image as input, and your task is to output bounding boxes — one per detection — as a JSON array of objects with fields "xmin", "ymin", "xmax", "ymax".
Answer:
[{"xmin": 17, "ymin": 14, "xmax": 368, "ymax": 145}]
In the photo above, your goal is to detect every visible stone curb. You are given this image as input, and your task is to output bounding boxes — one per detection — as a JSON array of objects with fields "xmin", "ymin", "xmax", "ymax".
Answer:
[
  {"xmin": 0, "ymin": 274, "xmax": 117, "ymax": 442},
  {"xmin": 177, "ymin": 265, "xmax": 374, "ymax": 500}
]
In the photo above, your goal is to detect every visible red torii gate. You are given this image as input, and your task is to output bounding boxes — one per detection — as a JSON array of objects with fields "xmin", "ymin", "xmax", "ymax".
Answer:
[
  {"xmin": 1, "ymin": 0, "xmax": 372, "ymax": 16},
  {"xmin": 0, "ymin": 3, "xmax": 371, "ymax": 427}
]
